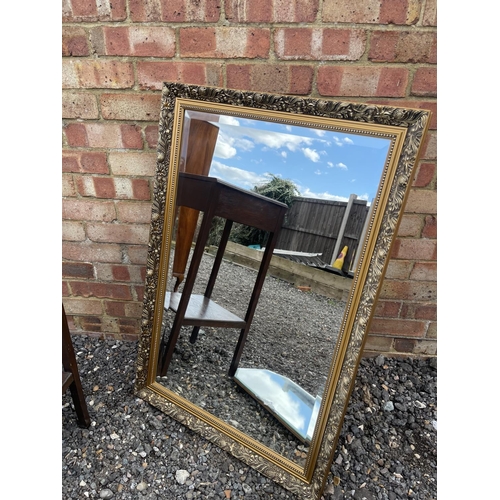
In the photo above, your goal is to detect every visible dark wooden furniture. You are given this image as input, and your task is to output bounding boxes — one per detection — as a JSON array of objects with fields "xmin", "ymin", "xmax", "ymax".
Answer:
[
  {"xmin": 158, "ymin": 172, "xmax": 288, "ymax": 377},
  {"xmin": 172, "ymin": 118, "xmax": 219, "ymax": 290},
  {"xmin": 62, "ymin": 304, "xmax": 90, "ymax": 428}
]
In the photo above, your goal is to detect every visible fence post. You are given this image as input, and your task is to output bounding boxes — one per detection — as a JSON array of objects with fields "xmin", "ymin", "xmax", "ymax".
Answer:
[
  {"xmin": 349, "ymin": 199, "xmax": 375, "ymax": 275},
  {"xmin": 330, "ymin": 194, "xmax": 357, "ymax": 267}
]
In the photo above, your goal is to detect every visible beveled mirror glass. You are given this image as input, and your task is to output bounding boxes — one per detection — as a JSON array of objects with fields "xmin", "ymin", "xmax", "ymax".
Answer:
[{"xmin": 135, "ymin": 83, "xmax": 430, "ymax": 499}]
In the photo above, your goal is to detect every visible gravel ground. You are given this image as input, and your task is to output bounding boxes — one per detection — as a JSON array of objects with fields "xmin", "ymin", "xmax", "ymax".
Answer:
[
  {"xmin": 63, "ymin": 253, "xmax": 436, "ymax": 499},
  {"xmin": 157, "ymin": 256, "xmax": 345, "ymax": 464},
  {"xmin": 62, "ymin": 337, "xmax": 436, "ymax": 500}
]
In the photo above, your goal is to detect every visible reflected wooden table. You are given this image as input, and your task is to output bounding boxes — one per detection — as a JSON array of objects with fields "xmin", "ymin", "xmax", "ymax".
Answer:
[{"xmin": 158, "ymin": 173, "xmax": 288, "ymax": 377}]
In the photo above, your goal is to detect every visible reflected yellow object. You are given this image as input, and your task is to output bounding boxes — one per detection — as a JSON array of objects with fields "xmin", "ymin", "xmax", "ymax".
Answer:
[{"xmin": 332, "ymin": 246, "xmax": 348, "ymax": 271}]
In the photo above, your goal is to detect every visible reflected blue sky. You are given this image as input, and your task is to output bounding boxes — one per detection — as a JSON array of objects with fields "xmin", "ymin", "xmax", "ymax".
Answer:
[{"xmin": 186, "ymin": 111, "xmax": 391, "ymax": 203}]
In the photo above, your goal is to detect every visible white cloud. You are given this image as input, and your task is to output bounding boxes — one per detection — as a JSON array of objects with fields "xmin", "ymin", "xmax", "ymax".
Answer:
[
  {"xmin": 217, "ymin": 123, "xmax": 313, "ymax": 154},
  {"xmin": 218, "ymin": 115, "xmax": 240, "ymax": 126},
  {"xmin": 281, "ymin": 151, "xmax": 287, "ymax": 158},
  {"xmin": 336, "ymin": 162, "xmax": 348, "ymax": 170},
  {"xmin": 331, "ymin": 135, "xmax": 354, "ymax": 147},
  {"xmin": 214, "ymin": 140, "xmax": 237, "ymax": 159},
  {"xmin": 314, "ymin": 129, "xmax": 326, "ymax": 137},
  {"xmin": 210, "ymin": 160, "xmax": 270, "ymax": 189},
  {"xmin": 214, "ymin": 130, "xmax": 254, "ymax": 159},
  {"xmin": 298, "ymin": 186, "xmax": 350, "ymax": 202},
  {"xmin": 302, "ymin": 148, "xmax": 320, "ymax": 162}
]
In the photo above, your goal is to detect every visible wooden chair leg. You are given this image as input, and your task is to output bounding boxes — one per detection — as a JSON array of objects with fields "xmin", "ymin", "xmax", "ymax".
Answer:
[{"xmin": 62, "ymin": 305, "xmax": 91, "ymax": 428}]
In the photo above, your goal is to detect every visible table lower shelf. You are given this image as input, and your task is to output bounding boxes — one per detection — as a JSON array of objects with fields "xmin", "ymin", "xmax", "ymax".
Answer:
[{"xmin": 165, "ymin": 292, "xmax": 247, "ymax": 328}]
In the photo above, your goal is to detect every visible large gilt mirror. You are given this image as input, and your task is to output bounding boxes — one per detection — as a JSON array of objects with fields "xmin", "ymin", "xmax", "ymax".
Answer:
[{"xmin": 134, "ymin": 83, "xmax": 430, "ymax": 499}]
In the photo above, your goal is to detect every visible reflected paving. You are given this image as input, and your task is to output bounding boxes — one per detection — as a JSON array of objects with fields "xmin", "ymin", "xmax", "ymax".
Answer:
[{"xmin": 157, "ymin": 249, "xmax": 346, "ymax": 465}]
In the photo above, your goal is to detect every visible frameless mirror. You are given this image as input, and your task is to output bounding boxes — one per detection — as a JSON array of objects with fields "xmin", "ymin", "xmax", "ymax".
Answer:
[{"xmin": 135, "ymin": 83, "xmax": 430, "ymax": 499}]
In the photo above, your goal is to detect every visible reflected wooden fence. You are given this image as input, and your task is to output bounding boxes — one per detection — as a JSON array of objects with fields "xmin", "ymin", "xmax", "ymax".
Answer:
[{"xmin": 276, "ymin": 195, "xmax": 370, "ymax": 274}]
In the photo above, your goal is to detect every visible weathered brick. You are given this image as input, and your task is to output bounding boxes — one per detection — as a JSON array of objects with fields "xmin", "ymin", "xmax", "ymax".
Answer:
[
  {"xmin": 62, "ymin": 26, "xmax": 89, "ymax": 56},
  {"xmin": 64, "ymin": 123, "xmax": 143, "ymax": 149},
  {"xmin": 135, "ymin": 285, "xmax": 146, "ymax": 301},
  {"xmin": 318, "ymin": 66, "xmax": 409, "ymax": 97},
  {"xmin": 275, "ymin": 28, "xmax": 365, "ymax": 61},
  {"xmin": 422, "ymin": 215, "xmax": 436, "ymax": 239},
  {"xmin": 115, "ymin": 318, "xmax": 141, "ymax": 335},
  {"xmin": 116, "ymin": 202, "xmax": 153, "ymax": 224},
  {"xmin": 404, "ymin": 188, "xmax": 436, "ymax": 214},
  {"xmin": 393, "ymin": 338, "xmax": 417, "ymax": 353},
  {"xmin": 426, "ymin": 321, "xmax": 437, "ymax": 339},
  {"xmin": 138, "ymin": 61, "xmax": 223, "ymax": 90},
  {"xmin": 87, "ymin": 223, "xmax": 151, "ymax": 245},
  {"xmin": 397, "ymin": 214, "xmax": 423, "ymax": 238},
  {"xmin": 70, "ymin": 281, "xmax": 133, "ymax": 300},
  {"xmin": 391, "ymin": 238, "xmax": 436, "ymax": 260},
  {"xmin": 422, "ymin": 0, "xmax": 437, "ymax": 26},
  {"xmin": 414, "ymin": 303, "xmax": 437, "ymax": 321},
  {"xmin": 62, "ymin": 0, "xmax": 127, "ymax": 22},
  {"xmin": 413, "ymin": 340, "xmax": 436, "ymax": 356},
  {"xmin": 370, "ymin": 318, "xmax": 427, "ymax": 337},
  {"xmin": 63, "ymin": 151, "xmax": 109, "ymax": 174},
  {"xmin": 62, "ymin": 59, "xmax": 134, "ymax": 89},
  {"xmin": 95, "ymin": 263, "xmax": 145, "ymax": 283},
  {"xmin": 63, "ymin": 199, "xmax": 116, "ymax": 221},
  {"xmin": 63, "ymin": 297, "xmax": 103, "ymax": 315},
  {"xmin": 109, "ymin": 152, "xmax": 157, "ymax": 177},
  {"xmin": 380, "ymin": 279, "xmax": 436, "ymax": 301},
  {"xmin": 180, "ymin": 27, "xmax": 270, "ymax": 58},
  {"xmin": 379, "ymin": 0, "xmax": 421, "ymax": 25},
  {"xmin": 105, "ymin": 300, "xmax": 143, "ymax": 318},
  {"xmin": 132, "ymin": 179, "xmax": 151, "ymax": 200},
  {"xmin": 100, "ymin": 94, "xmax": 161, "ymax": 121},
  {"xmin": 127, "ymin": 245, "xmax": 149, "ymax": 265},
  {"xmin": 62, "ymin": 91, "xmax": 99, "ymax": 119},
  {"xmin": 64, "ymin": 124, "xmax": 88, "ymax": 147},
  {"xmin": 92, "ymin": 26, "xmax": 175, "ymax": 57},
  {"xmin": 77, "ymin": 177, "xmax": 114, "ymax": 198},
  {"xmin": 63, "ymin": 281, "xmax": 70, "ymax": 297},
  {"xmin": 323, "ymin": 0, "xmax": 381, "ymax": 23},
  {"xmin": 225, "ymin": 0, "xmax": 318, "ymax": 22},
  {"xmin": 412, "ymin": 162, "xmax": 436, "ymax": 188},
  {"xmin": 63, "ymin": 241, "xmax": 123, "ymax": 263},
  {"xmin": 363, "ymin": 334, "xmax": 393, "ymax": 352},
  {"xmin": 62, "ymin": 221, "xmax": 86, "ymax": 241},
  {"xmin": 82, "ymin": 153, "xmax": 109, "ymax": 172},
  {"xmin": 63, "ymin": 262, "xmax": 94, "ymax": 279},
  {"xmin": 129, "ymin": 0, "xmax": 221, "ymax": 22},
  {"xmin": 374, "ymin": 299, "xmax": 402, "ymax": 318},
  {"xmin": 410, "ymin": 262, "xmax": 437, "ymax": 282},
  {"xmin": 145, "ymin": 126, "xmax": 159, "ymax": 149},
  {"xmin": 422, "ymin": 131, "xmax": 437, "ymax": 160},
  {"xmin": 384, "ymin": 259, "xmax": 412, "ymax": 280},
  {"xmin": 77, "ymin": 177, "xmax": 150, "ymax": 200},
  {"xmin": 62, "ymin": 174, "xmax": 77, "ymax": 197},
  {"xmin": 79, "ymin": 316, "xmax": 103, "ymax": 332},
  {"xmin": 369, "ymin": 31, "xmax": 437, "ymax": 64},
  {"xmin": 227, "ymin": 64, "xmax": 313, "ymax": 94},
  {"xmin": 411, "ymin": 67, "xmax": 437, "ymax": 97}
]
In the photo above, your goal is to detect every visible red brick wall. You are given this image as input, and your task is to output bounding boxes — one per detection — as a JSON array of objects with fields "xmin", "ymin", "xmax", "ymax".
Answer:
[{"xmin": 62, "ymin": 0, "xmax": 437, "ymax": 356}]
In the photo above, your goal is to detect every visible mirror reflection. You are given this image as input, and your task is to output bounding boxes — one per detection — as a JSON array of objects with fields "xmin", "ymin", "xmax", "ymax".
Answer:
[{"xmin": 155, "ymin": 108, "xmax": 391, "ymax": 464}]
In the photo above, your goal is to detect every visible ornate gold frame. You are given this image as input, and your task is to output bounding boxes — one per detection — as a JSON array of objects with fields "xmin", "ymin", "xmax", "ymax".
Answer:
[{"xmin": 134, "ymin": 83, "xmax": 431, "ymax": 498}]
